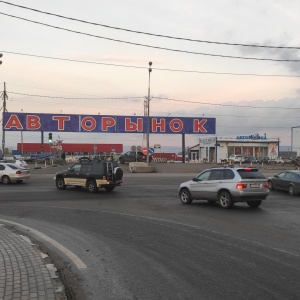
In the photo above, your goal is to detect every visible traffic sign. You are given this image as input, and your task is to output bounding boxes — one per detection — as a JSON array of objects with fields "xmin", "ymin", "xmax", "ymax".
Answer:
[
  {"xmin": 149, "ymin": 147, "xmax": 154, "ymax": 154},
  {"xmin": 142, "ymin": 147, "xmax": 148, "ymax": 155}
]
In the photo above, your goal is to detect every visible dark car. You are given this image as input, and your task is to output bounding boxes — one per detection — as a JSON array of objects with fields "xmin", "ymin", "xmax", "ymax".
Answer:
[
  {"xmin": 268, "ymin": 170, "xmax": 300, "ymax": 196},
  {"xmin": 257, "ymin": 157, "xmax": 269, "ymax": 164},
  {"xmin": 243, "ymin": 156, "xmax": 257, "ymax": 164},
  {"xmin": 54, "ymin": 157, "xmax": 123, "ymax": 193},
  {"xmin": 118, "ymin": 151, "xmax": 152, "ymax": 164}
]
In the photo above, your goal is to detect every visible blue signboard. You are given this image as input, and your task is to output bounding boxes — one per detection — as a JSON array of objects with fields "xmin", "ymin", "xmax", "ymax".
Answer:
[{"xmin": 2, "ymin": 112, "xmax": 216, "ymax": 135}]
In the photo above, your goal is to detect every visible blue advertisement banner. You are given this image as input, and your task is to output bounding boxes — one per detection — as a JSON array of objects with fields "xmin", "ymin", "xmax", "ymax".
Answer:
[{"xmin": 2, "ymin": 112, "xmax": 216, "ymax": 135}]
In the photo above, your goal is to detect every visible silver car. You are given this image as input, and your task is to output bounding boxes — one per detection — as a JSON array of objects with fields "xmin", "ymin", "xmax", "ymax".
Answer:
[
  {"xmin": 179, "ymin": 167, "xmax": 269, "ymax": 209},
  {"xmin": 0, "ymin": 159, "xmax": 29, "ymax": 169},
  {"xmin": 0, "ymin": 163, "xmax": 30, "ymax": 184}
]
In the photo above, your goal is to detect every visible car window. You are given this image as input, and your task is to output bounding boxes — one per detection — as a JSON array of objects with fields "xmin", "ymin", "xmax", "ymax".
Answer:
[
  {"xmin": 277, "ymin": 172, "xmax": 286, "ymax": 179},
  {"xmin": 285, "ymin": 173, "xmax": 293, "ymax": 179},
  {"xmin": 81, "ymin": 164, "xmax": 92, "ymax": 173},
  {"xmin": 209, "ymin": 170, "xmax": 223, "ymax": 180},
  {"xmin": 71, "ymin": 164, "xmax": 81, "ymax": 172},
  {"xmin": 92, "ymin": 163, "xmax": 105, "ymax": 174},
  {"xmin": 7, "ymin": 164, "xmax": 18, "ymax": 170},
  {"xmin": 220, "ymin": 169, "xmax": 235, "ymax": 180},
  {"xmin": 197, "ymin": 170, "xmax": 211, "ymax": 181},
  {"xmin": 238, "ymin": 169, "xmax": 266, "ymax": 179},
  {"xmin": 0, "ymin": 164, "xmax": 4, "ymax": 170}
]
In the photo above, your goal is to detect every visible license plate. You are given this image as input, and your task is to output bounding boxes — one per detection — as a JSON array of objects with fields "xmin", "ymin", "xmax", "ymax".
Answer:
[{"xmin": 250, "ymin": 184, "xmax": 260, "ymax": 188}]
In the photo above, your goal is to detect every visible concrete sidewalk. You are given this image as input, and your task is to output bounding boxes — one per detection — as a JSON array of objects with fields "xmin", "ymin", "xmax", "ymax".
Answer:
[{"xmin": 0, "ymin": 225, "xmax": 65, "ymax": 300}]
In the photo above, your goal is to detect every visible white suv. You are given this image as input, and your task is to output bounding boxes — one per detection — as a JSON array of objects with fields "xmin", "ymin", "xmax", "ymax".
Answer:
[
  {"xmin": 228, "ymin": 154, "xmax": 244, "ymax": 163},
  {"xmin": 178, "ymin": 166, "xmax": 269, "ymax": 209}
]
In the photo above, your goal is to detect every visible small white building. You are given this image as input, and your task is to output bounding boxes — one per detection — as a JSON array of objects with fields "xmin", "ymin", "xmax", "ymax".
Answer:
[{"xmin": 188, "ymin": 134, "xmax": 280, "ymax": 163}]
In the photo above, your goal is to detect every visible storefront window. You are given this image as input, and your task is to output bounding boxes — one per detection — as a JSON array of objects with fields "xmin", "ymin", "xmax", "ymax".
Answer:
[
  {"xmin": 228, "ymin": 147, "xmax": 234, "ymax": 156},
  {"xmin": 235, "ymin": 147, "xmax": 241, "ymax": 155}
]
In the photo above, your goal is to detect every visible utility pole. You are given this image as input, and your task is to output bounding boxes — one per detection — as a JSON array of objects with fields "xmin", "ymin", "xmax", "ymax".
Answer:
[
  {"xmin": 1, "ymin": 82, "xmax": 8, "ymax": 157},
  {"xmin": 146, "ymin": 62, "xmax": 152, "ymax": 166}
]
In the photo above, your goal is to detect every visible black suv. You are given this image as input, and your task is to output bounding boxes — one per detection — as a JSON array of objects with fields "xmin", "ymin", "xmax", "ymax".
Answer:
[
  {"xmin": 54, "ymin": 157, "xmax": 123, "ymax": 193},
  {"xmin": 118, "ymin": 151, "xmax": 152, "ymax": 164}
]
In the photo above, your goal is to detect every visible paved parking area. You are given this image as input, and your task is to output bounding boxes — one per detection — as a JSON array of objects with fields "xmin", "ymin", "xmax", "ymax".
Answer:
[{"xmin": 29, "ymin": 161, "xmax": 291, "ymax": 175}]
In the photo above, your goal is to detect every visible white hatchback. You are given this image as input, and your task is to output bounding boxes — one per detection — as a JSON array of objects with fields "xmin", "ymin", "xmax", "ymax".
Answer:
[
  {"xmin": 228, "ymin": 154, "xmax": 244, "ymax": 163},
  {"xmin": 0, "ymin": 163, "xmax": 30, "ymax": 184},
  {"xmin": 0, "ymin": 159, "xmax": 29, "ymax": 169}
]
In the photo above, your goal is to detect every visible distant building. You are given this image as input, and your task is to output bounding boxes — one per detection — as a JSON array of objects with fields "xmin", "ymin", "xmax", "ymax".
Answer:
[
  {"xmin": 16, "ymin": 142, "xmax": 123, "ymax": 156},
  {"xmin": 188, "ymin": 134, "xmax": 280, "ymax": 163}
]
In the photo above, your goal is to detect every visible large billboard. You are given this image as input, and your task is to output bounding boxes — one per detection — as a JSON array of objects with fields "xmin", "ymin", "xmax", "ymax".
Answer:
[{"xmin": 2, "ymin": 113, "xmax": 216, "ymax": 135}]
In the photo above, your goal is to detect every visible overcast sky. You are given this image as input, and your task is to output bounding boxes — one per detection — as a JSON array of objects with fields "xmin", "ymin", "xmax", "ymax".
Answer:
[{"xmin": 1, "ymin": 0, "xmax": 300, "ymax": 151}]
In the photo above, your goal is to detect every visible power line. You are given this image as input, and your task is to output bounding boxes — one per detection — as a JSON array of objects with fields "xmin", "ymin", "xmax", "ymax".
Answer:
[
  {"xmin": 9, "ymin": 92, "xmax": 143, "ymax": 100},
  {"xmin": 1, "ymin": 12, "xmax": 300, "ymax": 62},
  {"xmin": 1, "ymin": 50, "xmax": 300, "ymax": 78},
  {"xmin": 7, "ymin": 91, "xmax": 300, "ymax": 110},
  {"xmin": 1, "ymin": 0, "xmax": 300, "ymax": 50},
  {"xmin": 153, "ymin": 97, "xmax": 300, "ymax": 110}
]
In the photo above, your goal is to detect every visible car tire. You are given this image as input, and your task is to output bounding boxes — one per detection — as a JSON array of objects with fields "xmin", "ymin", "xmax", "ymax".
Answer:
[
  {"xmin": 179, "ymin": 188, "xmax": 193, "ymax": 204},
  {"xmin": 119, "ymin": 158, "xmax": 124, "ymax": 164},
  {"xmin": 1, "ymin": 176, "xmax": 11, "ymax": 184},
  {"xmin": 218, "ymin": 191, "xmax": 234, "ymax": 209},
  {"xmin": 56, "ymin": 178, "xmax": 66, "ymax": 190},
  {"xmin": 247, "ymin": 200, "xmax": 262, "ymax": 208},
  {"xmin": 288, "ymin": 185, "xmax": 296, "ymax": 196},
  {"xmin": 104, "ymin": 186, "xmax": 115, "ymax": 192},
  {"xmin": 87, "ymin": 180, "xmax": 98, "ymax": 193},
  {"xmin": 113, "ymin": 167, "xmax": 123, "ymax": 180},
  {"xmin": 268, "ymin": 180, "xmax": 274, "ymax": 190}
]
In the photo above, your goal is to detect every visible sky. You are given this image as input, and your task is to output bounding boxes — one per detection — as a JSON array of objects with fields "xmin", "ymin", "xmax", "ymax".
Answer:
[{"xmin": 1, "ymin": 0, "xmax": 300, "ymax": 153}]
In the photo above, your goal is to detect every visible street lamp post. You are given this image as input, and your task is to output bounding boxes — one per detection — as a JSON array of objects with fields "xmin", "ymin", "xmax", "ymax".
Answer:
[
  {"xmin": 291, "ymin": 126, "xmax": 300, "ymax": 155},
  {"xmin": 146, "ymin": 62, "xmax": 152, "ymax": 166}
]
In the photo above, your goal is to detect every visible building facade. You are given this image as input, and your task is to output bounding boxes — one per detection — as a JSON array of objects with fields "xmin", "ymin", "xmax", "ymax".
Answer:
[{"xmin": 189, "ymin": 134, "xmax": 280, "ymax": 163}]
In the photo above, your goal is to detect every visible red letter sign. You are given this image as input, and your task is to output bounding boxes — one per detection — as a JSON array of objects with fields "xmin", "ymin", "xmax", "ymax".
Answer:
[
  {"xmin": 125, "ymin": 118, "xmax": 143, "ymax": 132},
  {"xmin": 53, "ymin": 116, "xmax": 71, "ymax": 130},
  {"xmin": 193, "ymin": 119, "xmax": 207, "ymax": 133},
  {"xmin": 4, "ymin": 114, "xmax": 23, "ymax": 130}
]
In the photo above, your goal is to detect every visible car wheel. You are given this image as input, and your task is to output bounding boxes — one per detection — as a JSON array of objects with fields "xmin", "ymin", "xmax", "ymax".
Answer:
[
  {"xmin": 268, "ymin": 180, "xmax": 274, "ymax": 190},
  {"xmin": 179, "ymin": 188, "xmax": 193, "ymax": 204},
  {"xmin": 56, "ymin": 178, "xmax": 66, "ymax": 190},
  {"xmin": 288, "ymin": 185, "xmax": 295, "ymax": 196},
  {"xmin": 1, "ymin": 176, "xmax": 11, "ymax": 184},
  {"xmin": 218, "ymin": 191, "xmax": 234, "ymax": 209},
  {"xmin": 113, "ymin": 167, "xmax": 123, "ymax": 180},
  {"xmin": 247, "ymin": 200, "xmax": 262, "ymax": 208},
  {"xmin": 119, "ymin": 158, "xmax": 124, "ymax": 164},
  {"xmin": 87, "ymin": 180, "xmax": 98, "ymax": 193},
  {"xmin": 104, "ymin": 186, "xmax": 115, "ymax": 192}
]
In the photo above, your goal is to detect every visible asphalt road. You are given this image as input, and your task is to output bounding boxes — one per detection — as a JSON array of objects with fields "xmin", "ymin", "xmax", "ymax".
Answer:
[{"xmin": 0, "ymin": 169, "xmax": 299, "ymax": 300}]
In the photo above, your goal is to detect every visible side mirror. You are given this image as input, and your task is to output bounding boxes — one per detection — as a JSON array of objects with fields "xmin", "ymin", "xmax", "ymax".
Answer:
[
  {"xmin": 192, "ymin": 177, "xmax": 201, "ymax": 182},
  {"xmin": 274, "ymin": 175, "xmax": 278, "ymax": 178}
]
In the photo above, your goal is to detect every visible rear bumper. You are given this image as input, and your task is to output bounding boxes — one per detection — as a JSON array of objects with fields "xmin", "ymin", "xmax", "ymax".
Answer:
[{"xmin": 232, "ymin": 194, "xmax": 268, "ymax": 202}]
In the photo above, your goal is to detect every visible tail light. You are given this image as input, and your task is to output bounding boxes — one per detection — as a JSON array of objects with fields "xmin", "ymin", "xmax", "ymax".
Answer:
[
  {"xmin": 102, "ymin": 176, "xmax": 106, "ymax": 180},
  {"xmin": 16, "ymin": 170, "xmax": 21, "ymax": 175},
  {"xmin": 236, "ymin": 183, "xmax": 247, "ymax": 189},
  {"xmin": 264, "ymin": 182, "xmax": 269, "ymax": 188}
]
